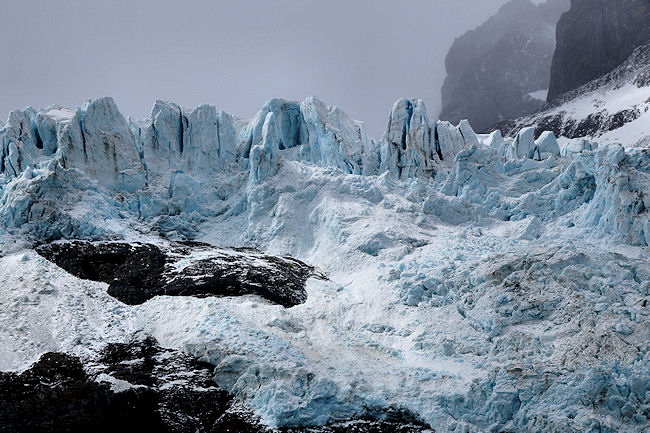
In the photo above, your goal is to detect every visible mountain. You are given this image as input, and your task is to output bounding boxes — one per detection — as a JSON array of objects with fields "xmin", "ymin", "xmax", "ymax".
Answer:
[
  {"xmin": 0, "ymin": 95, "xmax": 648, "ymax": 432},
  {"xmin": 439, "ymin": 0, "xmax": 569, "ymax": 132},
  {"xmin": 547, "ymin": 0, "xmax": 650, "ymax": 102},
  {"xmin": 490, "ymin": 41, "xmax": 650, "ymax": 147}
]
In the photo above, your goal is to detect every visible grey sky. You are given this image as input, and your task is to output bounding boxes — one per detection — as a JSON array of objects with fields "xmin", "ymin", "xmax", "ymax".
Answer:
[{"xmin": 1, "ymin": 0, "xmax": 510, "ymax": 137}]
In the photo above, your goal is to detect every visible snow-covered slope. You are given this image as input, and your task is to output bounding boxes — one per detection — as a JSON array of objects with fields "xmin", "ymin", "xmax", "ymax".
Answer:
[
  {"xmin": 492, "ymin": 43, "xmax": 650, "ymax": 148},
  {"xmin": 0, "ymin": 95, "xmax": 649, "ymax": 432}
]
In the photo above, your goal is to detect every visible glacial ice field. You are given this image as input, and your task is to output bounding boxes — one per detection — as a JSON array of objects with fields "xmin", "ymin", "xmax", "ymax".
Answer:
[{"xmin": 0, "ymin": 95, "xmax": 648, "ymax": 432}]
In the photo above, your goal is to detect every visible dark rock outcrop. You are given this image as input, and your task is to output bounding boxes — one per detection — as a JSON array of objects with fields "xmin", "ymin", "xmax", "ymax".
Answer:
[
  {"xmin": 440, "ymin": 0, "xmax": 569, "ymax": 132},
  {"xmin": 36, "ymin": 241, "xmax": 321, "ymax": 307},
  {"xmin": 0, "ymin": 337, "xmax": 255, "ymax": 433},
  {"xmin": 282, "ymin": 420, "xmax": 429, "ymax": 433},
  {"xmin": 547, "ymin": 0, "xmax": 650, "ymax": 101},
  {"xmin": 0, "ymin": 336, "xmax": 430, "ymax": 433}
]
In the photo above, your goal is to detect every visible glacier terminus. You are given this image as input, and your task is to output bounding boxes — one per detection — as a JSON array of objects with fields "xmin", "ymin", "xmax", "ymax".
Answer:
[{"xmin": 0, "ymin": 92, "xmax": 648, "ymax": 433}]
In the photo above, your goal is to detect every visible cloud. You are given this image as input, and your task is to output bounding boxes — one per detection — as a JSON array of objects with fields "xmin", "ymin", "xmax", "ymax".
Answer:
[{"xmin": 0, "ymin": 0, "xmax": 508, "ymax": 137}]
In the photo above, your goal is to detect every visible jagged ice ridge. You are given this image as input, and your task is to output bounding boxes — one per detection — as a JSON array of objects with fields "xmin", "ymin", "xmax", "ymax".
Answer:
[{"xmin": 0, "ymin": 95, "xmax": 647, "ymax": 246}]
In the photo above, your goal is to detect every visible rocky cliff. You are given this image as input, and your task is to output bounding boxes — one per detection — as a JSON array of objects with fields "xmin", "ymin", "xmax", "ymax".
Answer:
[
  {"xmin": 547, "ymin": 0, "xmax": 650, "ymax": 101},
  {"xmin": 491, "ymin": 42, "xmax": 650, "ymax": 147},
  {"xmin": 440, "ymin": 0, "xmax": 569, "ymax": 132}
]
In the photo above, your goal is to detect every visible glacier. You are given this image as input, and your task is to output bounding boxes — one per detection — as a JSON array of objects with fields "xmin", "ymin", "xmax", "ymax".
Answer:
[
  {"xmin": 2, "ymin": 95, "xmax": 646, "ymax": 247},
  {"xmin": 0, "ymin": 95, "xmax": 649, "ymax": 432}
]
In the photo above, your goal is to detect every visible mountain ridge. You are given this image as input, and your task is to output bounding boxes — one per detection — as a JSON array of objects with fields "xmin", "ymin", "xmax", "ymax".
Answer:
[
  {"xmin": 489, "ymin": 41, "xmax": 650, "ymax": 146},
  {"xmin": 547, "ymin": 0, "xmax": 650, "ymax": 102},
  {"xmin": 440, "ymin": 0, "xmax": 569, "ymax": 131}
]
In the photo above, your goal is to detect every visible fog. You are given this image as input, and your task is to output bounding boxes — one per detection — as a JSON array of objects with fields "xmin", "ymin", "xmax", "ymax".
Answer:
[{"xmin": 1, "ymin": 0, "xmax": 512, "ymax": 137}]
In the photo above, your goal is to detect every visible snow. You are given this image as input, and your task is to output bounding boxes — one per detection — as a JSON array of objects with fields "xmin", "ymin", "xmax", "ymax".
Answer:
[
  {"xmin": 0, "ymin": 95, "xmax": 649, "ymax": 432},
  {"xmin": 42, "ymin": 107, "xmax": 74, "ymax": 122},
  {"xmin": 506, "ymin": 126, "xmax": 536, "ymax": 161},
  {"xmin": 2, "ymin": 204, "xmax": 647, "ymax": 431},
  {"xmin": 551, "ymin": 82, "xmax": 650, "ymax": 120},
  {"xmin": 501, "ymin": 44, "xmax": 650, "ymax": 149},
  {"xmin": 528, "ymin": 89, "xmax": 548, "ymax": 101},
  {"xmin": 0, "ymin": 250, "xmax": 135, "ymax": 371},
  {"xmin": 598, "ymin": 107, "xmax": 650, "ymax": 147},
  {"xmin": 560, "ymin": 137, "xmax": 598, "ymax": 157},
  {"xmin": 95, "ymin": 373, "xmax": 147, "ymax": 393},
  {"xmin": 516, "ymin": 75, "xmax": 650, "ymax": 148}
]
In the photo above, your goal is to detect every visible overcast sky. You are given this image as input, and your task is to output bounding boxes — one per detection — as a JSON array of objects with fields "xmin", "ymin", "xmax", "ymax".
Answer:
[{"xmin": 1, "ymin": 0, "xmax": 511, "ymax": 137}]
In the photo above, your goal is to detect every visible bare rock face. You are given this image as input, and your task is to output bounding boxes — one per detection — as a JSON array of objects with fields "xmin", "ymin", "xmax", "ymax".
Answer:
[
  {"xmin": 440, "ymin": 0, "xmax": 569, "ymax": 132},
  {"xmin": 547, "ymin": 0, "xmax": 650, "ymax": 101},
  {"xmin": 36, "ymin": 241, "xmax": 321, "ymax": 307}
]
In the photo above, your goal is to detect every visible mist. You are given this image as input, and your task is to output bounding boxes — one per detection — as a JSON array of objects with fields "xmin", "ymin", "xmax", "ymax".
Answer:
[{"xmin": 1, "ymin": 0, "xmax": 511, "ymax": 137}]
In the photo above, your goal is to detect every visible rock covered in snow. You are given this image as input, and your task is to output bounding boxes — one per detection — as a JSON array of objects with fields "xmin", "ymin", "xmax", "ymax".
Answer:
[
  {"xmin": 36, "ymin": 241, "xmax": 320, "ymax": 307},
  {"xmin": 0, "ymin": 334, "xmax": 432, "ymax": 432},
  {"xmin": 547, "ymin": 0, "xmax": 650, "ymax": 101},
  {"xmin": 492, "ymin": 41, "xmax": 650, "ymax": 147},
  {"xmin": 440, "ymin": 0, "xmax": 569, "ymax": 131},
  {"xmin": 0, "ymin": 336, "xmax": 242, "ymax": 433}
]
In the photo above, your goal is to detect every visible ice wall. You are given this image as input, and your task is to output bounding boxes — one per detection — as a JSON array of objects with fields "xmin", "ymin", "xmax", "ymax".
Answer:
[{"xmin": 0, "ymin": 96, "xmax": 648, "ymax": 246}]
